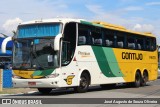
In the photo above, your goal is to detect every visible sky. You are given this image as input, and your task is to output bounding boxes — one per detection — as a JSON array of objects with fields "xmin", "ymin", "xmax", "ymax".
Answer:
[{"xmin": 0, "ymin": 0, "xmax": 160, "ymax": 43}]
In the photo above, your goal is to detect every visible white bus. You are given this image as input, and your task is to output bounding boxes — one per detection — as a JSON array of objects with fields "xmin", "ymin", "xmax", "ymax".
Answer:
[{"xmin": 2, "ymin": 18, "xmax": 158, "ymax": 94}]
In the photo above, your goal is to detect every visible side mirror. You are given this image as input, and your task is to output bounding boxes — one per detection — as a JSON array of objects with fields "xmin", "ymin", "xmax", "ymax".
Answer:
[
  {"xmin": 54, "ymin": 33, "xmax": 62, "ymax": 51},
  {"xmin": 1, "ymin": 37, "xmax": 12, "ymax": 53},
  {"xmin": 47, "ymin": 55, "xmax": 53, "ymax": 62},
  {"xmin": 53, "ymin": 54, "xmax": 59, "ymax": 67}
]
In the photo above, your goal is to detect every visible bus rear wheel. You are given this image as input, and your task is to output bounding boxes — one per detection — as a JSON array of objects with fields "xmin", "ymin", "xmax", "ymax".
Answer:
[
  {"xmin": 74, "ymin": 73, "xmax": 90, "ymax": 93},
  {"xmin": 133, "ymin": 72, "xmax": 141, "ymax": 87},
  {"xmin": 141, "ymin": 72, "xmax": 148, "ymax": 86},
  {"xmin": 38, "ymin": 88, "xmax": 52, "ymax": 94}
]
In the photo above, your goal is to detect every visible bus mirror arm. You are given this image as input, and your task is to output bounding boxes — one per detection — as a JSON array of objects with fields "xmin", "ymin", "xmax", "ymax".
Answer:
[
  {"xmin": 1, "ymin": 37, "xmax": 12, "ymax": 53},
  {"xmin": 54, "ymin": 33, "xmax": 62, "ymax": 51}
]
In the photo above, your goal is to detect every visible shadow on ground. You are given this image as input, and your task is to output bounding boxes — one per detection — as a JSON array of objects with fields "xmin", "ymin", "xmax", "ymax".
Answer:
[{"xmin": 8, "ymin": 83, "xmax": 154, "ymax": 97}]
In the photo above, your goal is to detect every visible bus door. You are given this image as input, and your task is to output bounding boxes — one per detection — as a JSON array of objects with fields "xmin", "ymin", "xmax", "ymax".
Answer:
[{"xmin": 60, "ymin": 22, "xmax": 78, "ymax": 86}]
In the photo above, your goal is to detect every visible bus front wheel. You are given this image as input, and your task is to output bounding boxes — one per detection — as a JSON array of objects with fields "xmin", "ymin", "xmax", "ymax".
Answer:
[
  {"xmin": 38, "ymin": 88, "xmax": 52, "ymax": 94},
  {"xmin": 74, "ymin": 73, "xmax": 90, "ymax": 93}
]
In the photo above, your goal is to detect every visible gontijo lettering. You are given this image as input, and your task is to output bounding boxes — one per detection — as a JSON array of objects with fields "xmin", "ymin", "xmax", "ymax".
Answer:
[{"xmin": 122, "ymin": 52, "xmax": 143, "ymax": 60}]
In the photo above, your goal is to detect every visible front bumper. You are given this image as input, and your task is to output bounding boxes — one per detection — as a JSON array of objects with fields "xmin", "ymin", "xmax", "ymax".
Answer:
[{"xmin": 12, "ymin": 78, "xmax": 60, "ymax": 88}]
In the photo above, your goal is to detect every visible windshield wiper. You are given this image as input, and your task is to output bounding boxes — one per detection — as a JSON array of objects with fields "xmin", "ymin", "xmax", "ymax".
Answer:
[{"xmin": 30, "ymin": 45, "xmax": 47, "ymax": 70}]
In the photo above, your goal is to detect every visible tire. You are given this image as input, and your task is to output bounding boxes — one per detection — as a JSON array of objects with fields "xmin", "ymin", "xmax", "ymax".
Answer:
[
  {"xmin": 100, "ymin": 84, "xmax": 116, "ymax": 89},
  {"xmin": 133, "ymin": 72, "xmax": 141, "ymax": 87},
  {"xmin": 38, "ymin": 88, "xmax": 52, "ymax": 94},
  {"xmin": 74, "ymin": 73, "xmax": 90, "ymax": 93},
  {"xmin": 141, "ymin": 72, "xmax": 148, "ymax": 86}
]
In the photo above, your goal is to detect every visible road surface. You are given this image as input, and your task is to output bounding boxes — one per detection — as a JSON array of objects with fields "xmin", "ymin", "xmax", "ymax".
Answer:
[{"xmin": 1, "ymin": 78, "xmax": 160, "ymax": 107}]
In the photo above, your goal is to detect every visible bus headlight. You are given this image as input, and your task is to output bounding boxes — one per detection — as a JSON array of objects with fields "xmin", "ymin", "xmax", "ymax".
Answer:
[
  {"xmin": 12, "ymin": 74, "xmax": 21, "ymax": 79},
  {"xmin": 45, "ymin": 73, "xmax": 59, "ymax": 78}
]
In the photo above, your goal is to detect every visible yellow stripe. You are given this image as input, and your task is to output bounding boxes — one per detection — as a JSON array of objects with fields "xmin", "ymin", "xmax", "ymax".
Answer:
[{"xmin": 13, "ymin": 70, "xmax": 43, "ymax": 79}]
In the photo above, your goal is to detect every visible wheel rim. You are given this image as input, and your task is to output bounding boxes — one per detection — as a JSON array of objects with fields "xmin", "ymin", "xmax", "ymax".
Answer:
[
  {"xmin": 136, "ymin": 74, "xmax": 140, "ymax": 86},
  {"xmin": 143, "ymin": 73, "xmax": 148, "ymax": 84},
  {"xmin": 80, "ymin": 76, "xmax": 88, "ymax": 89}
]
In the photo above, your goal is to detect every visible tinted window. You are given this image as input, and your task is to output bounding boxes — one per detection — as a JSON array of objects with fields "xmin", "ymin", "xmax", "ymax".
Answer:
[
  {"xmin": 104, "ymin": 30, "xmax": 115, "ymax": 47},
  {"xmin": 150, "ymin": 38, "xmax": 156, "ymax": 51},
  {"xmin": 136, "ymin": 37, "xmax": 144, "ymax": 50},
  {"xmin": 91, "ymin": 27, "xmax": 102, "ymax": 46},
  {"xmin": 78, "ymin": 24, "xmax": 91, "ymax": 45},
  {"xmin": 145, "ymin": 38, "xmax": 151, "ymax": 51},
  {"xmin": 116, "ymin": 32, "xmax": 125, "ymax": 48},
  {"xmin": 127, "ymin": 36, "xmax": 135, "ymax": 49},
  {"xmin": 78, "ymin": 24, "xmax": 156, "ymax": 51}
]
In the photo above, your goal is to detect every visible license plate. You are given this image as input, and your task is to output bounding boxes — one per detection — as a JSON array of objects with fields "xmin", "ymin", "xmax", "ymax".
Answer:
[{"xmin": 28, "ymin": 82, "xmax": 36, "ymax": 86}]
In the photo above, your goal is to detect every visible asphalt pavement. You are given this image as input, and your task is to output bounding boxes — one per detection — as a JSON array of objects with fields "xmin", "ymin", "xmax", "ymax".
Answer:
[{"xmin": 0, "ymin": 78, "xmax": 160, "ymax": 107}]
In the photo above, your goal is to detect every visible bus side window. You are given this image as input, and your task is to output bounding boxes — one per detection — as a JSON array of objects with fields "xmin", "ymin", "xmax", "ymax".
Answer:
[
  {"xmin": 104, "ymin": 30, "xmax": 114, "ymax": 47},
  {"xmin": 91, "ymin": 27, "xmax": 102, "ymax": 46},
  {"xmin": 78, "ymin": 24, "xmax": 90, "ymax": 45},
  {"xmin": 145, "ymin": 38, "xmax": 151, "ymax": 51},
  {"xmin": 78, "ymin": 36, "xmax": 86, "ymax": 45},
  {"xmin": 136, "ymin": 38, "xmax": 144, "ymax": 50},
  {"xmin": 150, "ymin": 38, "xmax": 156, "ymax": 51},
  {"xmin": 116, "ymin": 32, "xmax": 125, "ymax": 48},
  {"xmin": 127, "ymin": 36, "xmax": 135, "ymax": 49}
]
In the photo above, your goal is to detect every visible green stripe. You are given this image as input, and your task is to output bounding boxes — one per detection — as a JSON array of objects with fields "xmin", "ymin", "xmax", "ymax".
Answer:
[
  {"xmin": 80, "ymin": 20, "xmax": 93, "ymax": 25},
  {"xmin": 80, "ymin": 20, "xmax": 104, "ymax": 27},
  {"xmin": 32, "ymin": 68, "xmax": 55, "ymax": 76},
  {"xmin": 32, "ymin": 70, "xmax": 42, "ymax": 76},
  {"xmin": 92, "ymin": 46, "xmax": 115, "ymax": 77},
  {"xmin": 102, "ymin": 48, "xmax": 123, "ymax": 77},
  {"xmin": 92, "ymin": 46, "xmax": 123, "ymax": 77}
]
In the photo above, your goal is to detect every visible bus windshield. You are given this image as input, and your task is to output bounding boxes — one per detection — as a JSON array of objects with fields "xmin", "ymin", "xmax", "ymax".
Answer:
[
  {"xmin": 13, "ymin": 38, "xmax": 57, "ymax": 70},
  {"xmin": 12, "ymin": 23, "xmax": 62, "ymax": 70}
]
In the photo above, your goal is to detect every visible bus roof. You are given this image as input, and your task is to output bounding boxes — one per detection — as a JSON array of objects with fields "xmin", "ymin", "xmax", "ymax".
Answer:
[
  {"xmin": 19, "ymin": 18, "xmax": 155, "ymax": 37},
  {"xmin": 20, "ymin": 18, "xmax": 85, "ymax": 25},
  {"xmin": 81, "ymin": 21, "xmax": 155, "ymax": 37}
]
